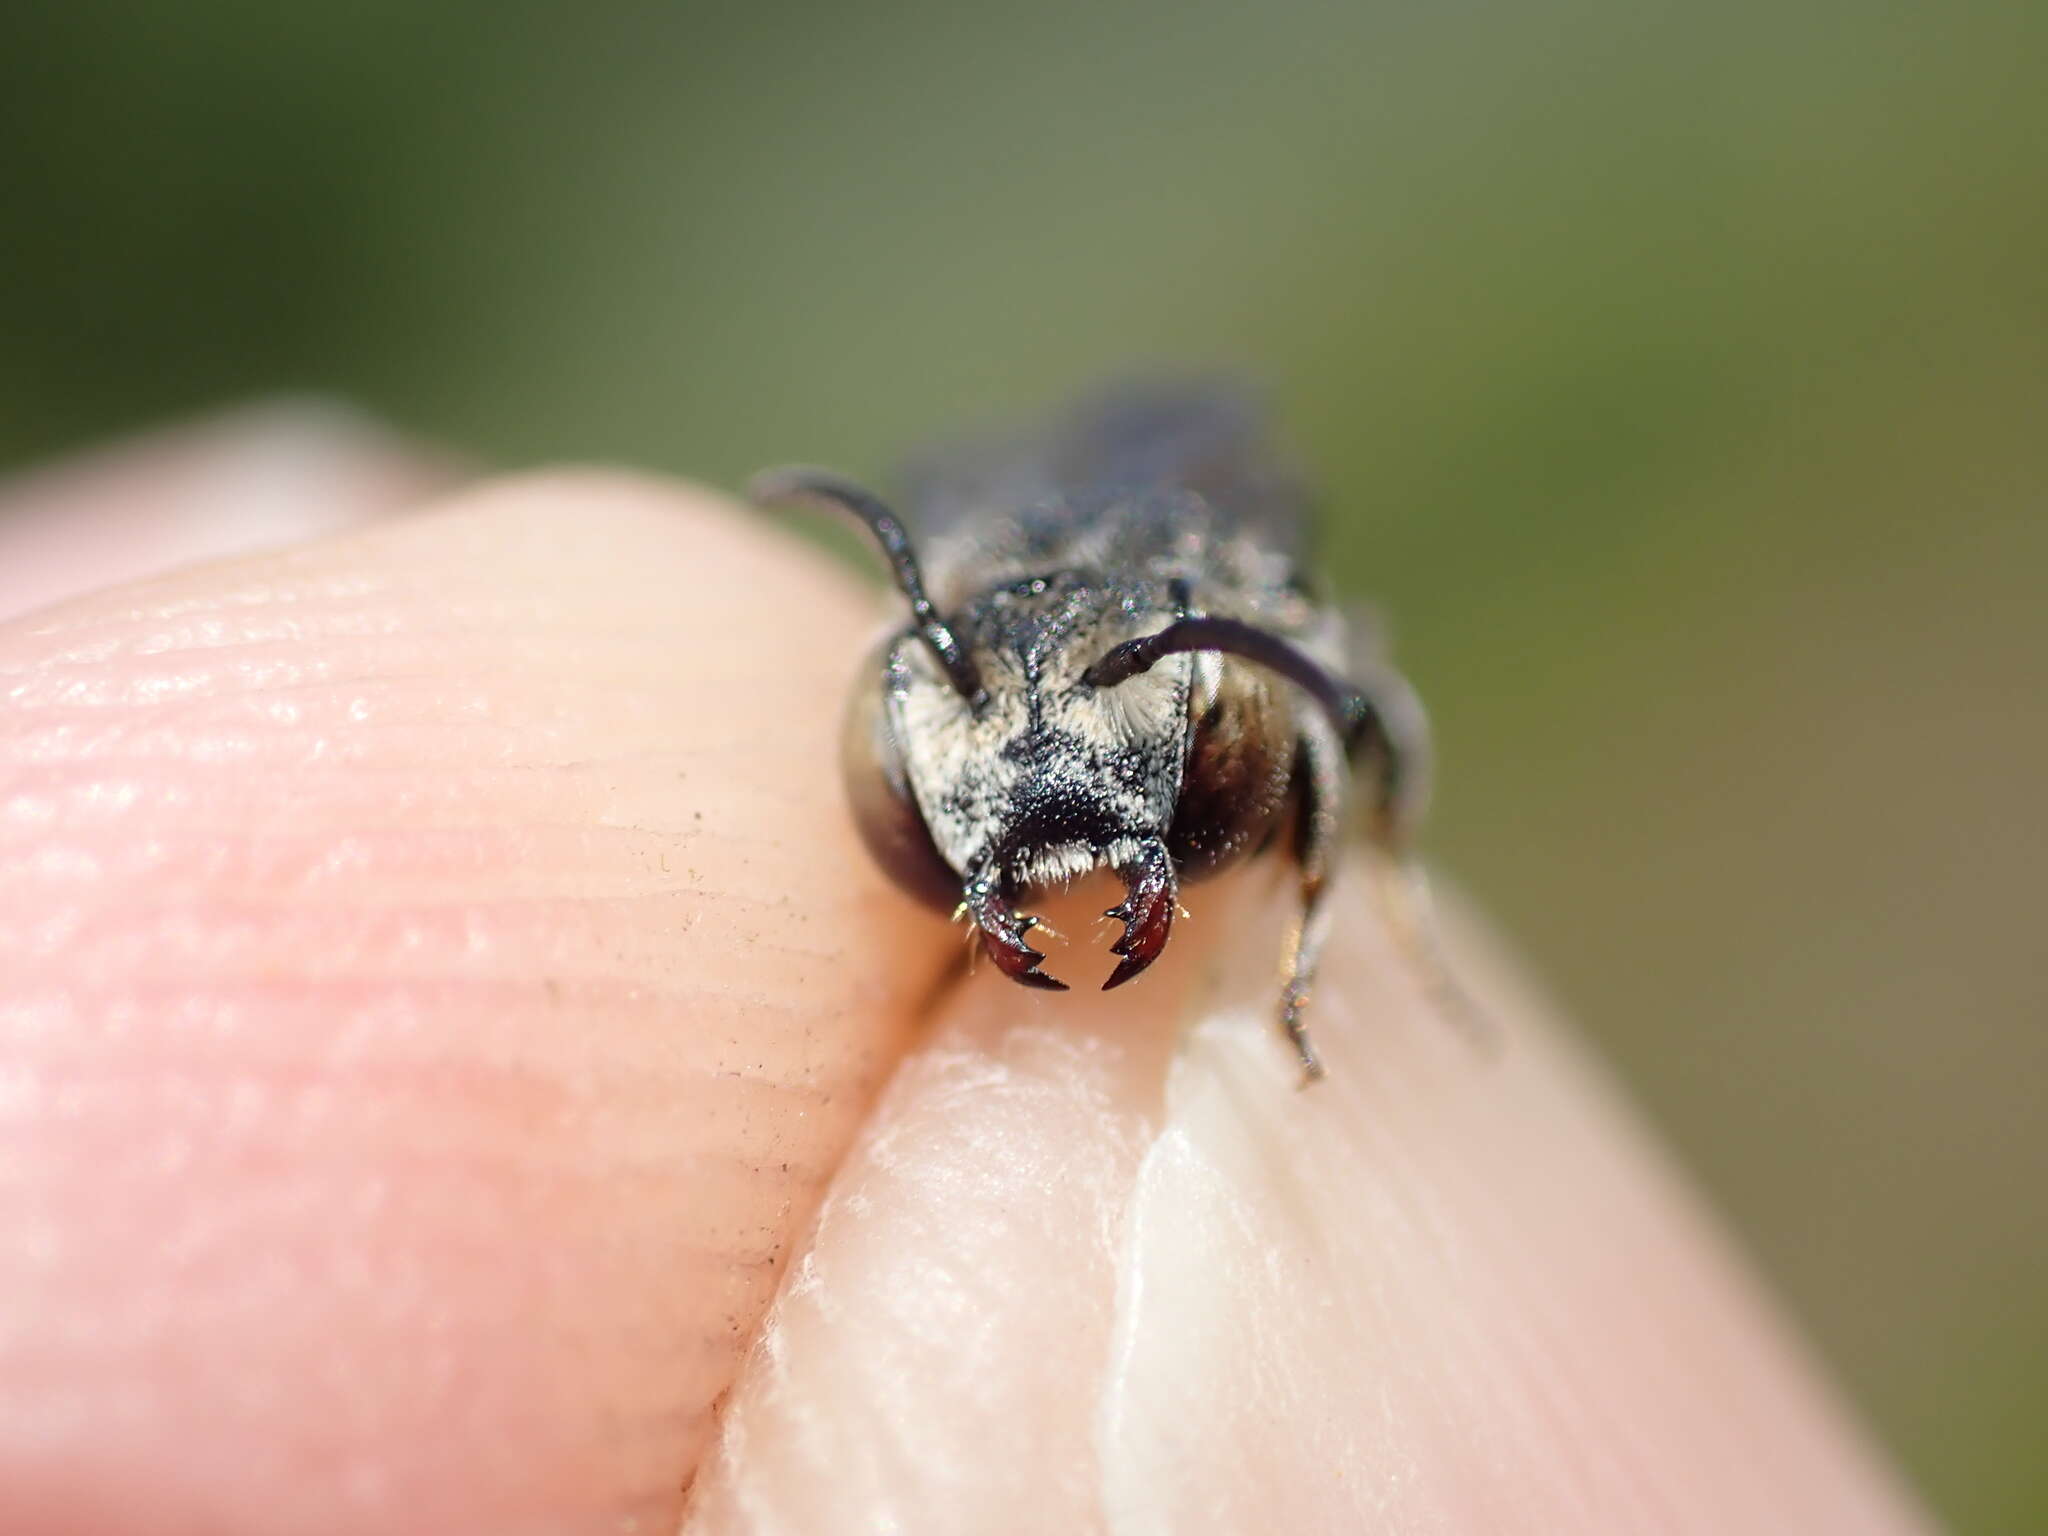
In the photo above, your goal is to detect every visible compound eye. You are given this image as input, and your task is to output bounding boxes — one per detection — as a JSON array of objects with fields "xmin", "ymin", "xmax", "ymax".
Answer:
[
  {"xmin": 1166, "ymin": 657, "xmax": 1298, "ymax": 880},
  {"xmin": 841, "ymin": 642, "xmax": 962, "ymax": 912}
]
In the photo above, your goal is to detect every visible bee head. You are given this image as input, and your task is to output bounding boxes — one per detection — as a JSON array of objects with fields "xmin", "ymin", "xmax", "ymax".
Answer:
[
  {"xmin": 831, "ymin": 557, "xmax": 1199, "ymax": 988},
  {"xmin": 755, "ymin": 467, "xmax": 1367, "ymax": 993}
]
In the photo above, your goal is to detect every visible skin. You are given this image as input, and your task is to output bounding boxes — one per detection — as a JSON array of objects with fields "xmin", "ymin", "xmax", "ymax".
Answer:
[{"xmin": 0, "ymin": 412, "xmax": 1933, "ymax": 1535}]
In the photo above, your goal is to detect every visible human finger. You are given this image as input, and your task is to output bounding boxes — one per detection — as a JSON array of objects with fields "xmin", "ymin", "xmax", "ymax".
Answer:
[
  {"xmin": 688, "ymin": 864, "xmax": 1932, "ymax": 1534},
  {"xmin": 0, "ymin": 470, "xmax": 951, "ymax": 1534}
]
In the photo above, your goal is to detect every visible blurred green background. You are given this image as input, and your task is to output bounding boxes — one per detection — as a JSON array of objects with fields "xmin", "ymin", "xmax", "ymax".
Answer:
[{"xmin": 4, "ymin": 0, "xmax": 2042, "ymax": 1524}]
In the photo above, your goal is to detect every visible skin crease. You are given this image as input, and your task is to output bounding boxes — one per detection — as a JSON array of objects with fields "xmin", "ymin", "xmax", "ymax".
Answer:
[{"xmin": 0, "ymin": 415, "xmax": 1932, "ymax": 1535}]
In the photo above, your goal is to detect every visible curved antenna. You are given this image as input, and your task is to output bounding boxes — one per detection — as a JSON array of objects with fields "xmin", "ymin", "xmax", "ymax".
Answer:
[
  {"xmin": 1083, "ymin": 615, "xmax": 1373, "ymax": 746},
  {"xmin": 749, "ymin": 466, "xmax": 986, "ymax": 707}
]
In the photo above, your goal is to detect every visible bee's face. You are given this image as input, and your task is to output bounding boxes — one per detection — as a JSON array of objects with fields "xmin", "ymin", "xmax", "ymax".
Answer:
[
  {"xmin": 843, "ymin": 574, "xmax": 1299, "ymax": 990},
  {"xmin": 897, "ymin": 577, "xmax": 1194, "ymax": 886}
]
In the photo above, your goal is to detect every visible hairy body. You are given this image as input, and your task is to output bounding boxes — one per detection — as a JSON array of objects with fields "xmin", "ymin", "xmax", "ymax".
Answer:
[{"xmin": 760, "ymin": 385, "xmax": 1428, "ymax": 1077}]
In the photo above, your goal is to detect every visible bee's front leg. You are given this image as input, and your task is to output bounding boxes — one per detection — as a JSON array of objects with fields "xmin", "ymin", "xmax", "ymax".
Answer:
[{"xmin": 1280, "ymin": 709, "xmax": 1347, "ymax": 1084}]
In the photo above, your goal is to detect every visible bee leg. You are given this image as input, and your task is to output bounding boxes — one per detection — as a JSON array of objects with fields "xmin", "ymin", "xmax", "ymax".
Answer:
[
  {"xmin": 1280, "ymin": 711, "xmax": 1346, "ymax": 1084},
  {"xmin": 1340, "ymin": 654, "xmax": 1433, "ymax": 849},
  {"xmin": 1346, "ymin": 665, "xmax": 1496, "ymax": 1055},
  {"xmin": 1366, "ymin": 854, "xmax": 1498, "ymax": 1056}
]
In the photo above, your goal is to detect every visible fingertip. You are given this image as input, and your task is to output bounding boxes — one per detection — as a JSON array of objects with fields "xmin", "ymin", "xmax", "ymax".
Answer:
[
  {"xmin": 692, "ymin": 867, "xmax": 1931, "ymax": 1534},
  {"xmin": 0, "ymin": 464, "xmax": 954, "ymax": 1532}
]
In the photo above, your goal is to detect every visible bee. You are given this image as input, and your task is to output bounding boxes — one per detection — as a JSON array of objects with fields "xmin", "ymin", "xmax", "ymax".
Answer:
[{"xmin": 752, "ymin": 383, "xmax": 1445, "ymax": 1081}]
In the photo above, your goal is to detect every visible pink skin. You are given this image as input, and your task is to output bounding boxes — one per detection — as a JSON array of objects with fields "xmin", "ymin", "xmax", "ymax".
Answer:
[{"xmin": 0, "ymin": 414, "xmax": 1932, "ymax": 1534}]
